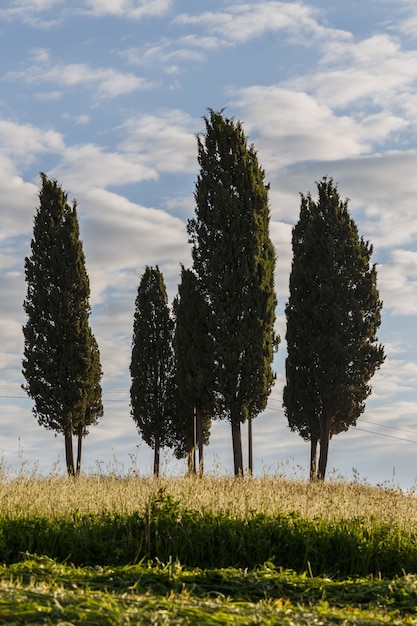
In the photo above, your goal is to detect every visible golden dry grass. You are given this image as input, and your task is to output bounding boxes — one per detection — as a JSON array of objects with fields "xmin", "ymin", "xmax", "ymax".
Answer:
[{"xmin": 1, "ymin": 467, "xmax": 416, "ymax": 529}]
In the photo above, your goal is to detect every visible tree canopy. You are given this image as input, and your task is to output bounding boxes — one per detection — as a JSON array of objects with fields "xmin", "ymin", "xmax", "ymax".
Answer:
[
  {"xmin": 283, "ymin": 177, "xmax": 385, "ymax": 480},
  {"xmin": 130, "ymin": 265, "xmax": 175, "ymax": 477},
  {"xmin": 171, "ymin": 266, "xmax": 214, "ymax": 473},
  {"xmin": 22, "ymin": 173, "xmax": 103, "ymax": 476},
  {"xmin": 188, "ymin": 110, "xmax": 279, "ymax": 475}
]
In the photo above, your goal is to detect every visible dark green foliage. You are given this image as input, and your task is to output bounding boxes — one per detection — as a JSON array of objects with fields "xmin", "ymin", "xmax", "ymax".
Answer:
[
  {"xmin": 1, "ymin": 501, "xmax": 417, "ymax": 578},
  {"xmin": 188, "ymin": 110, "xmax": 279, "ymax": 475},
  {"xmin": 130, "ymin": 266, "xmax": 174, "ymax": 476},
  {"xmin": 171, "ymin": 266, "xmax": 214, "ymax": 472},
  {"xmin": 284, "ymin": 178, "xmax": 385, "ymax": 480},
  {"xmin": 22, "ymin": 174, "xmax": 103, "ymax": 476}
]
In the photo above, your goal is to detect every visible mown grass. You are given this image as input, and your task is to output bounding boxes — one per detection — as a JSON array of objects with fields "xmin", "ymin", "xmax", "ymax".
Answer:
[
  {"xmin": 1, "ymin": 555, "xmax": 417, "ymax": 624},
  {"xmin": 1, "ymin": 470, "xmax": 417, "ymax": 623}
]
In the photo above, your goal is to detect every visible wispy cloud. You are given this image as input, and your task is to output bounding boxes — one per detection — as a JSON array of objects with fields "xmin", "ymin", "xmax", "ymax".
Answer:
[
  {"xmin": 81, "ymin": 0, "xmax": 173, "ymax": 19},
  {"xmin": 378, "ymin": 250, "xmax": 417, "ymax": 316},
  {"xmin": 0, "ymin": 119, "xmax": 64, "ymax": 164},
  {"xmin": 49, "ymin": 143, "xmax": 158, "ymax": 190},
  {"xmin": 0, "ymin": 0, "xmax": 65, "ymax": 27},
  {"xmin": 0, "ymin": 0, "xmax": 173, "ymax": 24},
  {"xmin": 121, "ymin": 39, "xmax": 206, "ymax": 75},
  {"xmin": 118, "ymin": 110, "xmax": 200, "ymax": 174},
  {"xmin": 175, "ymin": 1, "xmax": 349, "ymax": 45},
  {"xmin": 299, "ymin": 34, "xmax": 417, "ymax": 119},
  {"xmin": 230, "ymin": 86, "xmax": 370, "ymax": 169},
  {"xmin": 5, "ymin": 61, "xmax": 150, "ymax": 98}
]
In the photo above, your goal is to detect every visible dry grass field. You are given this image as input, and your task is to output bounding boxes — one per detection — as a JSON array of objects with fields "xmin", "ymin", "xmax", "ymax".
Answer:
[
  {"xmin": 1, "ymin": 467, "xmax": 417, "ymax": 623},
  {"xmin": 1, "ymin": 464, "xmax": 416, "ymax": 526}
]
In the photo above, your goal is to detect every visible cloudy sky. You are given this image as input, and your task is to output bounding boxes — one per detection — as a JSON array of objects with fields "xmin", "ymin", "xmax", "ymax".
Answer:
[{"xmin": 1, "ymin": 0, "xmax": 417, "ymax": 487}]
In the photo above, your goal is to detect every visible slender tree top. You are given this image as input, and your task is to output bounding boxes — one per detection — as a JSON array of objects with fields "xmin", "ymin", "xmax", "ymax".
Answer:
[
  {"xmin": 284, "ymin": 177, "xmax": 385, "ymax": 447},
  {"xmin": 187, "ymin": 109, "xmax": 278, "ymax": 427},
  {"xmin": 22, "ymin": 173, "xmax": 102, "ymax": 447}
]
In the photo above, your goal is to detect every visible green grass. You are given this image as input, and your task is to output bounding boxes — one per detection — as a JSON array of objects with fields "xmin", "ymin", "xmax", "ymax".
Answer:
[
  {"xmin": 1, "ymin": 472, "xmax": 417, "ymax": 623},
  {"xmin": 1, "ymin": 556, "xmax": 417, "ymax": 624},
  {"xmin": 0, "ymin": 489, "xmax": 416, "ymax": 577}
]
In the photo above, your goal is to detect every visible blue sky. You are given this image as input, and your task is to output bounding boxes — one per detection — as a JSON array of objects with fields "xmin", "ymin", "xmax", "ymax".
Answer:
[{"xmin": 1, "ymin": 0, "xmax": 417, "ymax": 487}]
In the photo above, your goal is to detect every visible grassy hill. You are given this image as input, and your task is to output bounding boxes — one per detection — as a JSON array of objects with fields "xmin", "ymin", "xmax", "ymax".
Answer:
[{"xmin": 1, "ymin": 469, "xmax": 417, "ymax": 623}]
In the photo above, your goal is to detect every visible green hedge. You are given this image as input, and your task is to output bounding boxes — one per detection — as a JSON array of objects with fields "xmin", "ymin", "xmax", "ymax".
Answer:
[{"xmin": 0, "ymin": 494, "xmax": 415, "ymax": 577}]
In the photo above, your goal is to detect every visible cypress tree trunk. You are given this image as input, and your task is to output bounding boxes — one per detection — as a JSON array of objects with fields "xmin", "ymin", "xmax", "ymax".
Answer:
[
  {"xmin": 65, "ymin": 433, "xmax": 75, "ymax": 477},
  {"xmin": 191, "ymin": 405, "xmax": 197, "ymax": 474},
  {"xmin": 318, "ymin": 417, "xmax": 331, "ymax": 480},
  {"xmin": 154, "ymin": 436, "xmax": 160, "ymax": 477},
  {"xmin": 248, "ymin": 417, "xmax": 253, "ymax": 476},
  {"xmin": 76, "ymin": 430, "xmax": 82, "ymax": 477},
  {"xmin": 197, "ymin": 409, "xmax": 204, "ymax": 477},
  {"xmin": 231, "ymin": 419, "xmax": 243, "ymax": 476},
  {"xmin": 310, "ymin": 436, "xmax": 318, "ymax": 480},
  {"xmin": 187, "ymin": 450, "xmax": 194, "ymax": 474}
]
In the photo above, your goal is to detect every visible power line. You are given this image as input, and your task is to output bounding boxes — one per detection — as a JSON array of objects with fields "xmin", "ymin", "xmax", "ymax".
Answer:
[
  {"xmin": 353, "ymin": 426, "xmax": 417, "ymax": 445},
  {"xmin": 361, "ymin": 418, "xmax": 417, "ymax": 436},
  {"xmin": 2, "ymin": 391, "xmax": 417, "ymax": 446},
  {"xmin": 266, "ymin": 403, "xmax": 417, "ymax": 445}
]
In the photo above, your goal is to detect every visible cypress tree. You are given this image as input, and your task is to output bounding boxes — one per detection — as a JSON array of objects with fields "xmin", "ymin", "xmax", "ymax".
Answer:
[
  {"xmin": 130, "ymin": 266, "xmax": 174, "ymax": 477},
  {"xmin": 283, "ymin": 177, "xmax": 385, "ymax": 480},
  {"xmin": 172, "ymin": 266, "xmax": 214, "ymax": 474},
  {"xmin": 22, "ymin": 173, "xmax": 103, "ymax": 476},
  {"xmin": 188, "ymin": 110, "xmax": 279, "ymax": 476}
]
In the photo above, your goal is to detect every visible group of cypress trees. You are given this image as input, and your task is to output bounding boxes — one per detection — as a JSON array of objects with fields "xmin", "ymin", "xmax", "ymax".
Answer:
[
  {"xmin": 129, "ymin": 111, "xmax": 278, "ymax": 477},
  {"xmin": 22, "ymin": 111, "xmax": 385, "ymax": 480}
]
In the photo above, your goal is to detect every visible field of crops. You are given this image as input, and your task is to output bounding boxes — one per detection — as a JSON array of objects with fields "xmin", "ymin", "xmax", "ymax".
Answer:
[{"xmin": 2, "ymin": 469, "xmax": 417, "ymax": 624}]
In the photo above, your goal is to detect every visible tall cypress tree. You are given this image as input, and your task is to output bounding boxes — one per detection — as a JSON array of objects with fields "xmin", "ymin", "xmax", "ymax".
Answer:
[
  {"xmin": 171, "ymin": 266, "xmax": 214, "ymax": 474},
  {"xmin": 188, "ymin": 110, "xmax": 279, "ymax": 476},
  {"xmin": 130, "ymin": 266, "xmax": 174, "ymax": 477},
  {"xmin": 283, "ymin": 177, "xmax": 385, "ymax": 480},
  {"xmin": 22, "ymin": 173, "xmax": 103, "ymax": 476}
]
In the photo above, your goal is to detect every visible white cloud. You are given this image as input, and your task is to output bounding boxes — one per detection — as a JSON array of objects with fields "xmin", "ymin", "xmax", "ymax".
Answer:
[
  {"xmin": 315, "ymin": 151, "xmax": 417, "ymax": 250},
  {"xmin": 30, "ymin": 47, "xmax": 51, "ymax": 63},
  {"xmin": 230, "ymin": 86, "xmax": 370, "ymax": 169},
  {"xmin": 0, "ymin": 120, "xmax": 64, "ymax": 164},
  {"xmin": 81, "ymin": 0, "xmax": 172, "ymax": 19},
  {"xmin": 175, "ymin": 1, "xmax": 348, "ymax": 46},
  {"xmin": 369, "ymin": 356, "xmax": 417, "ymax": 398},
  {"xmin": 49, "ymin": 143, "xmax": 157, "ymax": 190},
  {"xmin": 118, "ymin": 110, "xmax": 200, "ymax": 174},
  {"xmin": 270, "ymin": 220, "xmax": 292, "ymax": 300},
  {"xmin": 1, "ymin": 0, "xmax": 61, "ymax": 9},
  {"xmin": 122, "ymin": 40, "xmax": 207, "ymax": 72},
  {"xmin": 301, "ymin": 34, "xmax": 417, "ymax": 113},
  {"xmin": 0, "ymin": 157, "xmax": 40, "ymax": 241},
  {"xmin": 61, "ymin": 113, "xmax": 90, "ymax": 125},
  {"xmin": 33, "ymin": 91, "xmax": 63, "ymax": 101},
  {"xmin": 378, "ymin": 251, "xmax": 417, "ymax": 315},
  {"xmin": 398, "ymin": 15, "xmax": 417, "ymax": 37},
  {"xmin": 5, "ymin": 62, "xmax": 150, "ymax": 99},
  {"xmin": 122, "ymin": 34, "xmax": 230, "ymax": 72},
  {"xmin": 0, "ymin": 0, "xmax": 172, "ymax": 23},
  {"xmin": 0, "ymin": 0, "xmax": 64, "ymax": 26}
]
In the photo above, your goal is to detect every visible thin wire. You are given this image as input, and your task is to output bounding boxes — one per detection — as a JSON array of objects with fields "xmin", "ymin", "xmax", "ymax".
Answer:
[
  {"xmin": 266, "ymin": 403, "xmax": 417, "ymax": 444},
  {"xmin": 353, "ymin": 426, "xmax": 417, "ymax": 445},
  {"xmin": 2, "ymin": 391, "xmax": 417, "ymax": 446}
]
